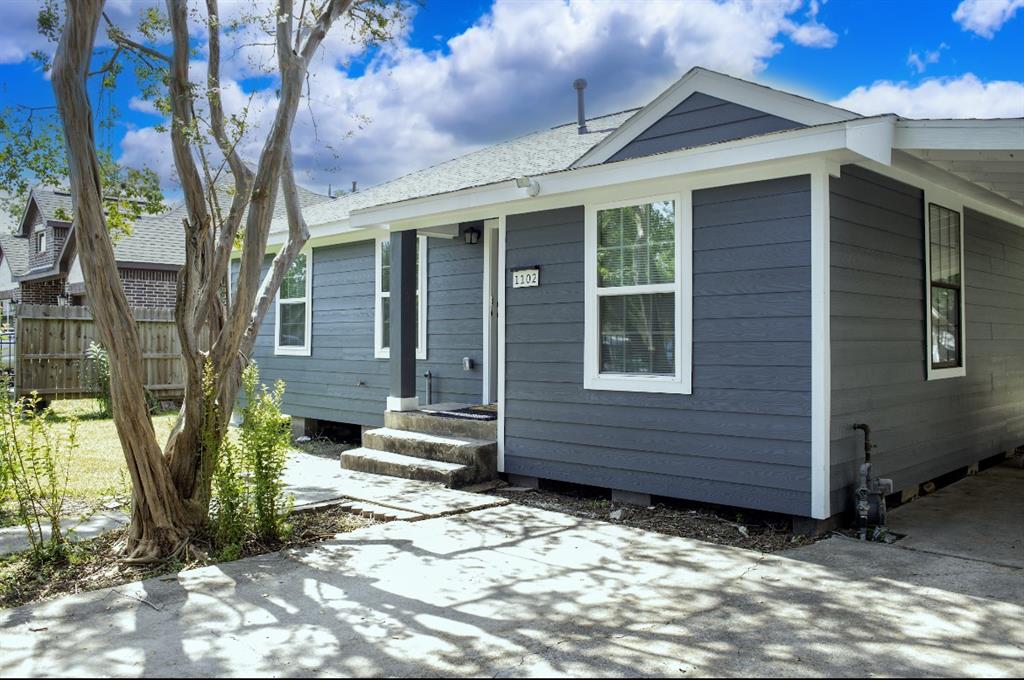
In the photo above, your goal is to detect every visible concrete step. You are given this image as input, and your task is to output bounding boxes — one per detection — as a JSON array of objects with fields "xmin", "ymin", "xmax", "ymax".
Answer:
[
  {"xmin": 385, "ymin": 409, "xmax": 497, "ymax": 441},
  {"xmin": 363, "ymin": 426, "xmax": 496, "ymax": 474},
  {"xmin": 336, "ymin": 499, "xmax": 421, "ymax": 522},
  {"xmin": 340, "ymin": 447, "xmax": 474, "ymax": 488}
]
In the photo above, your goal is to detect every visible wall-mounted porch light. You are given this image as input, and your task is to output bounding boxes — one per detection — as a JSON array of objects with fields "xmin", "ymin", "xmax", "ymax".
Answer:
[{"xmin": 464, "ymin": 226, "xmax": 481, "ymax": 245}]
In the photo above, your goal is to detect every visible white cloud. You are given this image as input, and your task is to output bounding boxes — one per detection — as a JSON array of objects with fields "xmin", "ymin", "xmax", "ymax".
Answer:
[
  {"xmin": 832, "ymin": 73, "xmax": 1024, "ymax": 118},
  {"xmin": 0, "ymin": 1, "xmax": 157, "ymax": 64},
  {"xmin": 953, "ymin": 0, "xmax": 1024, "ymax": 38},
  {"xmin": 785, "ymin": 0, "xmax": 838, "ymax": 48},
  {"xmin": 907, "ymin": 43, "xmax": 948, "ymax": 74},
  {"xmin": 113, "ymin": 0, "xmax": 841, "ymax": 192}
]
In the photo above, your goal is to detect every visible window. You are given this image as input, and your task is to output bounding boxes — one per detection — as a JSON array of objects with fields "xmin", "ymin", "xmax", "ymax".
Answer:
[
  {"xmin": 274, "ymin": 249, "xmax": 312, "ymax": 356},
  {"xmin": 925, "ymin": 196, "xmax": 966, "ymax": 379},
  {"xmin": 36, "ymin": 231, "xmax": 46, "ymax": 253},
  {"xmin": 375, "ymin": 235, "xmax": 427, "ymax": 360},
  {"xmin": 584, "ymin": 193, "xmax": 692, "ymax": 394}
]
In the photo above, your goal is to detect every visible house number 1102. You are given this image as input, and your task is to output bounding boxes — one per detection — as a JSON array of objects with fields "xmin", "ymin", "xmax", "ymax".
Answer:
[{"xmin": 512, "ymin": 268, "xmax": 539, "ymax": 288}]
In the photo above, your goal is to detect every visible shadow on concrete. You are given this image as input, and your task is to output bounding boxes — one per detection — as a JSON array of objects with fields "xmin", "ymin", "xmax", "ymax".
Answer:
[{"xmin": 2, "ymin": 503, "xmax": 1022, "ymax": 677}]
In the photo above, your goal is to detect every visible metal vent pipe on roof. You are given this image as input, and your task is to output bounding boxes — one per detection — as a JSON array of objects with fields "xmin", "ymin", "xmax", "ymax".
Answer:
[{"xmin": 573, "ymin": 78, "xmax": 588, "ymax": 134}]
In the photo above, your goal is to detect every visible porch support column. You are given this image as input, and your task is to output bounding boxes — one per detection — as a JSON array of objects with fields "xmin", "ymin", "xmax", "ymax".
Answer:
[{"xmin": 387, "ymin": 229, "xmax": 419, "ymax": 412}]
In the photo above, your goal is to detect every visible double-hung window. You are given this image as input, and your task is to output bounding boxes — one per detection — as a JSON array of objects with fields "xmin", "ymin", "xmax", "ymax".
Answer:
[
  {"xmin": 375, "ymin": 235, "xmax": 427, "ymax": 360},
  {"xmin": 274, "ymin": 249, "xmax": 312, "ymax": 356},
  {"xmin": 584, "ymin": 193, "xmax": 692, "ymax": 394},
  {"xmin": 925, "ymin": 193, "xmax": 966, "ymax": 379}
]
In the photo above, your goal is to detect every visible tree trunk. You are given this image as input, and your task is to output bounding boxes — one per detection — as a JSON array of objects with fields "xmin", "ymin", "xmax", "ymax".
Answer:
[
  {"xmin": 50, "ymin": 0, "xmax": 355, "ymax": 563},
  {"xmin": 52, "ymin": 0, "xmax": 196, "ymax": 562}
]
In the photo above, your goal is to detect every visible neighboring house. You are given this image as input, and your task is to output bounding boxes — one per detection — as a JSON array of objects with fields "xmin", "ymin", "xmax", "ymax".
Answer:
[
  {"xmin": 0, "ymin": 223, "xmax": 28, "ymax": 318},
  {"xmin": 238, "ymin": 66, "xmax": 1023, "ymax": 528},
  {"xmin": 2, "ymin": 179, "xmax": 331, "ymax": 308}
]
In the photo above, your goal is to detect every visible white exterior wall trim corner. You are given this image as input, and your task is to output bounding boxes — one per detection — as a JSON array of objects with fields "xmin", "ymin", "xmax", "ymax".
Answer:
[
  {"xmin": 810, "ymin": 163, "xmax": 834, "ymax": 520},
  {"xmin": 496, "ymin": 214, "xmax": 507, "ymax": 473}
]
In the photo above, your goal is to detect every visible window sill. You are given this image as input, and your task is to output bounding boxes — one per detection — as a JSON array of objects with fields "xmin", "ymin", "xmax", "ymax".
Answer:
[
  {"xmin": 927, "ymin": 365, "xmax": 965, "ymax": 381},
  {"xmin": 584, "ymin": 372, "xmax": 691, "ymax": 395},
  {"xmin": 274, "ymin": 346, "xmax": 311, "ymax": 357},
  {"xmin": 376, "ymin": 348, "xmax": 428, "ymax": 361}
]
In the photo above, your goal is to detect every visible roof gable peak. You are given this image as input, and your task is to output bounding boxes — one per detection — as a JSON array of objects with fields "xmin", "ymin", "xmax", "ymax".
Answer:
[{"xmin": 573, "ymin": 66, "xmax": 860, "ymax": 167}]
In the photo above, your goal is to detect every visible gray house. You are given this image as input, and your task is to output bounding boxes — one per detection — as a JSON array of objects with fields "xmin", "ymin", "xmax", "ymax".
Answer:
[{"xmin": 240, "ymin": 67, "xmax": 1024, "ymax": 528}]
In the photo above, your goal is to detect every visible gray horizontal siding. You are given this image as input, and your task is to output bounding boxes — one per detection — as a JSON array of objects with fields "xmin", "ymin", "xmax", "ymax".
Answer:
[
  {"xmin": 239, "ymin": 226, "xmax": 484, "ymax": 426},
  {"xmin": 608, "ymin": 92, "xmax": 803, "ymax": 162},
  {"xmin": 504, "ymin": 175, "xmax": 813, "ymax": 516},
  {"xmin": 829, "ymin": 165, "xmax": 1024, "ymax": 512}
]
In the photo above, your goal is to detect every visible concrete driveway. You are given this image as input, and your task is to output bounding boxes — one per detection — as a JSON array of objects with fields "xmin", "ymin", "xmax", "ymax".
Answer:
[{"xmin": 2, "ymin": 499, "xmax": 1022, "ymax": 677}]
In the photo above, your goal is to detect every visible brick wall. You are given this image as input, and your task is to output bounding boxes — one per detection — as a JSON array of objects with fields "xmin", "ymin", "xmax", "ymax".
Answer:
[
  {"xmin": 27, "ymin": 211, "xmax": 49, "ymax": 271},
  {"xmin": 19, "ymin": 278, "xmax": 65, "ymax": 305},
  {"xmin": 119, "ymin": 268, "xmax": 177, "ymax": 308}
]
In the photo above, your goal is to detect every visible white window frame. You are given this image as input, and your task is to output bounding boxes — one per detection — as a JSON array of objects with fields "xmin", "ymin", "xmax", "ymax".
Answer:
[
  {"xmin": 274, "ymin": 247, "xmax": 313, "ymax": 357},
  {"xmin": 36, "ymin": 230, "xmax": 46, "ymax": 253},
  {"xmin": 923, "ymin": 187, "xmax": 966, "ymax": 380},
  {"xmin": 375, "ymin": 234, "xmax": 427, "ymax": 361},
  {"xmin": 584, "ymin": 191, "xmax": 693, "ymax": 394}
]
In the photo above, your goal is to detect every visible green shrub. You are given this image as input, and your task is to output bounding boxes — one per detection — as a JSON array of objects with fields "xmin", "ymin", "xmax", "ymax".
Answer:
[
  {"xmin": 0, "ymin": 380, "xmax": 76, "ymax": 564},
  {"xmin": 83, "ymin": 342, "xmax": 112, "ymax": 417},
  {"xmin": 239, "ymin": 364, "xmax": 292, "ymax": 543},
  {"xmin": 208, "ymin": 362, "xmax": 292, "ymax": 558}
]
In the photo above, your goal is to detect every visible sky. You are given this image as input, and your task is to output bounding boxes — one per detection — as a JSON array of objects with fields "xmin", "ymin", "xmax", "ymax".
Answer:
[{"xmin": 0, "ymin": 0, "xmax": 1022, "ymax": 196}]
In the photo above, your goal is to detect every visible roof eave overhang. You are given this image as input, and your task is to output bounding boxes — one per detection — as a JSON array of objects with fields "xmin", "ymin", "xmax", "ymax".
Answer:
[{"xmin": 332, "ymin": 116, "xmax": 897, "ymax": 232}]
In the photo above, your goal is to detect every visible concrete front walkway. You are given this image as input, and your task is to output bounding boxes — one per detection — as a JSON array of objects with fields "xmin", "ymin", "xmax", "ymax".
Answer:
[
  {"xmin": 2, "ymin": 503, "xmax": 1021, "ymax": 677},
  {"xmin": 0, "ymin": 450, "xmax": 503, "ymax": 556}
]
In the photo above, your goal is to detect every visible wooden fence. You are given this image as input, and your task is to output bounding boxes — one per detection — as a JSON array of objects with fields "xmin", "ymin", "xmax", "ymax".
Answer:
[{"xmin": 14, "ymin": 304, "xmax": 187, "ymax": 400}]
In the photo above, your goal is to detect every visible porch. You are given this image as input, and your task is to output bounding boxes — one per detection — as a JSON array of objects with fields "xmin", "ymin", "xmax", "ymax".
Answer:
[{"xmin": 347, "ymin": 222, "xmax": 502, "ymax": 488}]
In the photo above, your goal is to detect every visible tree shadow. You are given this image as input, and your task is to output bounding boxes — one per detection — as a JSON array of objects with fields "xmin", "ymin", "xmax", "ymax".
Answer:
[{"xmin": 2, "ymin": 504, "xmax": 1022, "ymax": 677}]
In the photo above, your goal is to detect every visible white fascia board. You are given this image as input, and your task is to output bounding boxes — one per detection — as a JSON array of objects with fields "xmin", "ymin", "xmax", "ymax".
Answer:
[
  {"xmin": 846, "ymin": 116, "xmax": 896, "ymax": 166},
  {"xmin": 894, "ymin": 119, "xmax": 1024, "ymax": 151},
  {"xmin": 574, "ymin": 68, "xmax": 857, "ymax": 168},
  {"xmin": 261, "ymin": 224, "xmax": 386, "ymax": 251},
  {"xmin": 346, "ymin": 117, "xmax": 893, "ymax": 230}
]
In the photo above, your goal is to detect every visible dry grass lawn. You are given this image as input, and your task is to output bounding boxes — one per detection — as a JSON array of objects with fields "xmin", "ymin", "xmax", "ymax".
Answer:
[{"xmin": 43, "ymin": 400, "xmax": 179, "ymax": 502}]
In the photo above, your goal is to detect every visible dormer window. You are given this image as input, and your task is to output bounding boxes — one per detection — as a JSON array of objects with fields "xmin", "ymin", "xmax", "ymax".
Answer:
[{"xmin": 35, "ymin": 230, "xmax": 46, "ymax": 253}]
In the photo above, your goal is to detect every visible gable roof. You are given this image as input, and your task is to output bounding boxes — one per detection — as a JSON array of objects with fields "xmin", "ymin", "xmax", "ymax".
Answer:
[
  {"xmin": 285, "ymin": 108, "xmax": 638, "ymax": 230},
  {"xmin": 15, "ymin": 186, "xmax": 74, "ymax": 235},
  {"xmin": 0, "ymin": 195, "xmax": 29, "ymax": 277},
  {"xmin": 573, "ymin": 67, "xmax": 860, "ymax": 167}
]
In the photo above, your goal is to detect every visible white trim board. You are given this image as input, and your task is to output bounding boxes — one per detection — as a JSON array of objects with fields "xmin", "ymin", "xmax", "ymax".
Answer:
[
  {"xmin": 481, "ymin": 218, "xmax": 500, "ymax": 404},
  {"xmin": 496, "ymin": 214, "xmax": 507, "ymax": 473},
  {"xmin": 809, "ymin": 163, "xmax": 834, "ymax": 521}
]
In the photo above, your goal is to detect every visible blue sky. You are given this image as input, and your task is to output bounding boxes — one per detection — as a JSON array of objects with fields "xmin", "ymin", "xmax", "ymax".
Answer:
[{"xmin": 0, "ymin": 0, "xmax": 1021, "ymax": 193}]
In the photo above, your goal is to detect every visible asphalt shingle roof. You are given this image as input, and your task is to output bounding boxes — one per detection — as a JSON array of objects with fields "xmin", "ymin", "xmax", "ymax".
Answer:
[
  {"xmin": 29, "ymin": 187, "xmax": 75, "ymax": 224},
  {"xmin": 111, "ymin": 176, "xmax": 332, "ymax": 267},
  {"xmin": 283, "ymin": 109, "xmax": 639, "ymax": 231}
]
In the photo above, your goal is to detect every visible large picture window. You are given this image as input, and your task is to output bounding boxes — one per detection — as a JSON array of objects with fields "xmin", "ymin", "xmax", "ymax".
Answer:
[
  {"xmin": 274, "ymin": 249, "xmax": 312, "ymax": 356},
  {"xmin": 585, "ymin": 194, "xmax": 692, "ymax": 394},
  {"xmin": 375, "ymin": 235, "xmax": 427, "ymax": 360},
  {"xmin": 926, "ymin": 199, "xmax": 966, "ymax": 379}
]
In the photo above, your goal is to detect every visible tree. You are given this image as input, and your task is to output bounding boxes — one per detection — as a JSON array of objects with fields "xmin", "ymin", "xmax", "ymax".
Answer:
[{"xmin": 32, "ymin": 0, "xmax": 402, "ymax": 562}]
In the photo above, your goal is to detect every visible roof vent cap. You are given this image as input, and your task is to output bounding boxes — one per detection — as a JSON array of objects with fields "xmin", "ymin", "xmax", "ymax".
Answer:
[{"xmin": 573, "ymin": 78, "xmax": 588, "ymax": 134}]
